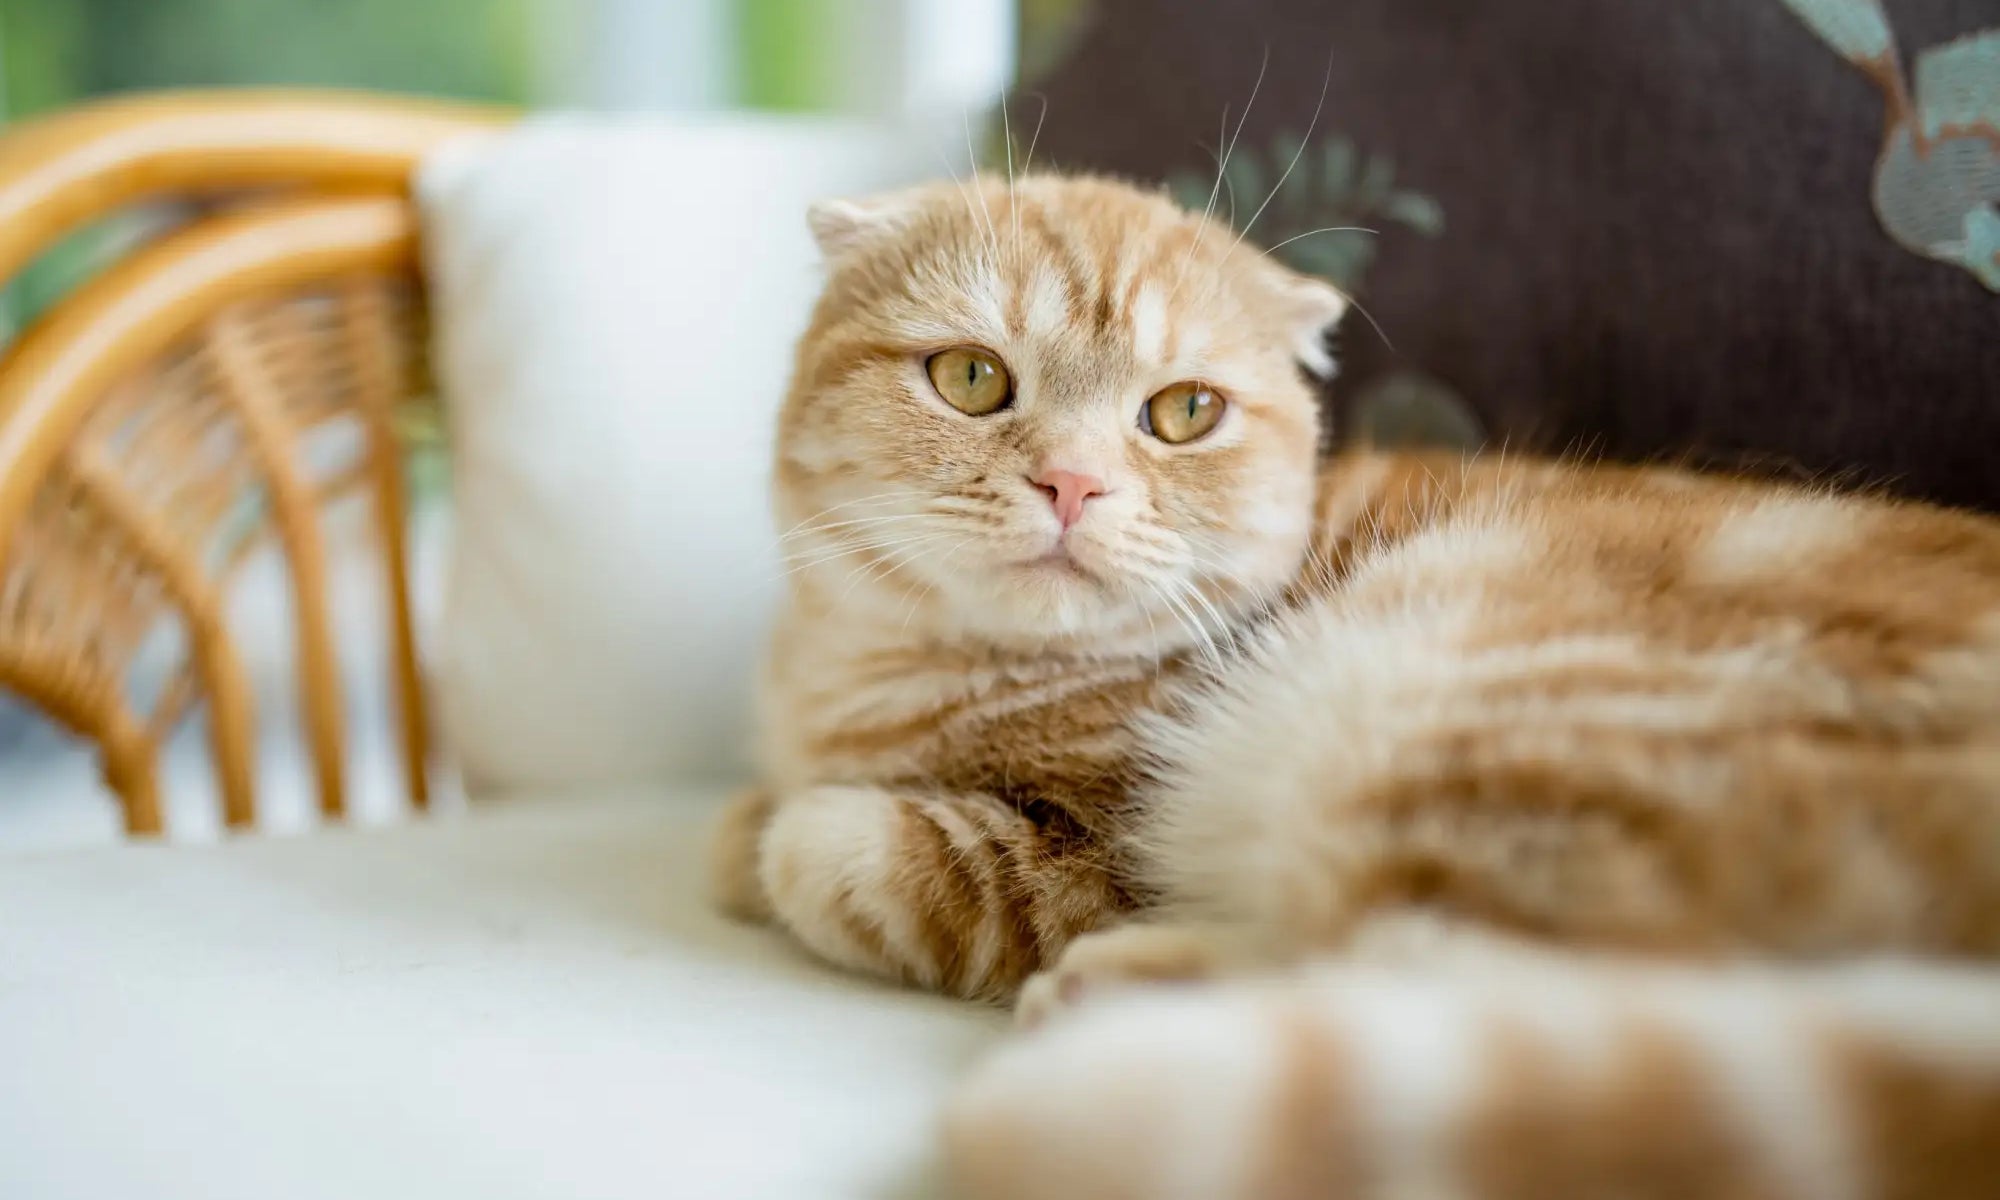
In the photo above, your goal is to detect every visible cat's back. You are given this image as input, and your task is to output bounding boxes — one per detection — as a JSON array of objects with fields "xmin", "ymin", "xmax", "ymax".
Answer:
[
  {"xmin": 1310, "ymin": 449, "xmax": 2000, "ymax": 677},
  {"xmin": 1137, "ymin": 452, "xmax": 2000, "ymax": 954}
]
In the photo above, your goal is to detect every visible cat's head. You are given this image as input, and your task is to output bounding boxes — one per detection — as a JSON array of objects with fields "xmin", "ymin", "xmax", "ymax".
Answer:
[{"xmin": 775, "ymin": 174, "xmax": 1344, "ymax": 648}]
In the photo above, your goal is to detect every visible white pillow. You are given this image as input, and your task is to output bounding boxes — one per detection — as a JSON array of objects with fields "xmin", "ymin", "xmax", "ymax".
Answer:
[{"xmin": 418, "ymin": 115, "xmax": 941, "ymax": 795}]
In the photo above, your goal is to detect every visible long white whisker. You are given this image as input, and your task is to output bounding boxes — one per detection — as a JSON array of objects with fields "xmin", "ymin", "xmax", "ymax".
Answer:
[
  {"xmin": 786, "ymin": 530, "xmax": 940, "ymax": 566},
  {"xmin": 1259, "ymin": 225, "xmax": 1378, "ymax": 255},
  {"xmin": 1179, "ymin": 579, "xmax": 1242, "ymax": 654},
  {"xmin": 1020, "ymin": 92, "xmax": 1049, "ymax": 177},
  {"xmin": 1145, "ymin": 579, "xmax": 1205, "ymax": 664},
  {"xmin": 776, "ymin": 512, "xmax": 929, "ymax": 544},
  {"xmin": 1229, "ymin": 47, "xmax": 1336, "ymax": 256},
  {"xmin": 1001, "ymin": 88, "xmax": 1019, "ymax": 261},
  {"xmin": 1302, "ymin": 276, "xmax": 1394, "ymax": 353},
  {"xmin": 771, "ymin": 531, "xmax": 942, "ymax": 583},
  {"xmin": 1171, "ymin": 46, "xmax": 1267, "ymax": 303},
  {"xmin": 834, "ymin": 532, "xmax": 944, "ymax": 604},
  {"xmin": 924, "ymin": 125, "xmax": 994, "ymax": 271},
  {"xmin": 963, "ymin": 109, "xmax": 1001, "ymax": 257},
  {"xmin": 773, "ymin": 491, "xmax": 904, "ymax": 540},
  {"xmin": 1157, "ymin": 582, "xmax": 1222, "ymax": 672}
]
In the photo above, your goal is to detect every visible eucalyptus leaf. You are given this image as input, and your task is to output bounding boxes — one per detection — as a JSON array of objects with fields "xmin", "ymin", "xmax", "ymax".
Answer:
[
  {"xmin": 1169, "ymin": 131, "xmax": 1445, "ymax": 296},
  {"xmin": 1384, "ymin": 191, "xmax": 1446, "ymax": 237}
]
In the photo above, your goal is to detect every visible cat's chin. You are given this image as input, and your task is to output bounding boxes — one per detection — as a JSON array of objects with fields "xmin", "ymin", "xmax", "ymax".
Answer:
[
  {"xmin": 918, "ymin": 564, "xmax": 1143, "ymax": 646},
  {"xmin": 1012, "ymin": 551, "xmax": 1100, "ymax": 584}
]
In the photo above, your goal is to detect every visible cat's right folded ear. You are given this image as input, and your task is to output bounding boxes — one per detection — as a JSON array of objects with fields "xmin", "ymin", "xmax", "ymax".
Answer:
[
  {"xmin": 807, "ymin": 192, "xmax": 917, "ymax": 259},
  {"xmin": 1275, "ymin": 273, "xmax": 1350, "ymax": 381}
]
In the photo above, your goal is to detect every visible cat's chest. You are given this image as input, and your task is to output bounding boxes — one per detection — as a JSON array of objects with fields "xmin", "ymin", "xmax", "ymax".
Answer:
[{"xmin": 764, "ymin": 635, "xmax": 1182, "ymax": 807}]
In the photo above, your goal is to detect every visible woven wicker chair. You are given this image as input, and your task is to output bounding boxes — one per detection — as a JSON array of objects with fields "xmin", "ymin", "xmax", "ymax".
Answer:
[{"xmin": 0, "ymin": 91, "xmax": 510, "ymax": 835}]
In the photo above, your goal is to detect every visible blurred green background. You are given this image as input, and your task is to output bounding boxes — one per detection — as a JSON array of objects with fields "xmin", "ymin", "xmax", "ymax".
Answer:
[
  {"xmin": 0, "ymin": 0, "xmax": 884, "ymax": 116},
  {"xmin": 1, "ymin": 0, "xmax": 533, "ymax": 114},
  {"xmin": 0, "ymin": 0, "xmax": 911, "ymax": 325}
]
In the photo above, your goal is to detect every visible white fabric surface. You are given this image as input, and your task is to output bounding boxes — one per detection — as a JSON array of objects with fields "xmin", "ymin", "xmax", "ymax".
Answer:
[
  {"xmin": 417, "ymin": 116, "xmax": 943, "ymax": 794},
  {"xmin": 0, "ymin": 788, "xmax": 1003, "ymax": 1199}
]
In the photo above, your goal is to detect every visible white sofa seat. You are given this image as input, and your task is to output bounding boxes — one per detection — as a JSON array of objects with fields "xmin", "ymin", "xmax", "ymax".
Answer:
[{"xmin": 0, "ymin": 789, "xmax": 1004, "ymax": 1200}]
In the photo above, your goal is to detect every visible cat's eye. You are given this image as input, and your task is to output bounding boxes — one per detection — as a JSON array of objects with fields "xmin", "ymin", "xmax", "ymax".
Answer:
[
  {"xmin": 1143, "ymin": 382, "xmax": 1227, "ymax": 444},
  {"xmin": 925, "ymin": 348, "xmax": 1014, "ymax": 415}
]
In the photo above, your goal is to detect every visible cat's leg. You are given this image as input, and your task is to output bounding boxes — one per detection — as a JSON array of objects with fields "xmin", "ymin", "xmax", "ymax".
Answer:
[{"xmin": 745, "ymin": 783, "xmax": 1124, "ymax": 1002}]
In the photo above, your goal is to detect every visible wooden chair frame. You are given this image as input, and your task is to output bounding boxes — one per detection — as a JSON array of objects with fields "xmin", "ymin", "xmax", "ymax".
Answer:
[{"xmin": 0, "ymin": 91, "xmax": 511, "ymax": 834}]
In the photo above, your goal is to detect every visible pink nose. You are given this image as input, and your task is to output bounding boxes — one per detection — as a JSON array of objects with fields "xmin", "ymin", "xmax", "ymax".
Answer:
[{"xmin": 1029, "ymin": 468, "xmax": 1107, "ymax": 530}]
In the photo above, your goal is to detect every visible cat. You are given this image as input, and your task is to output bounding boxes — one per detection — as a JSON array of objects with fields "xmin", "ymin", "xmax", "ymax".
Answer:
[{"xmin": 708, "ymin": 174, "xmax": 2000, "ymax": 1197}]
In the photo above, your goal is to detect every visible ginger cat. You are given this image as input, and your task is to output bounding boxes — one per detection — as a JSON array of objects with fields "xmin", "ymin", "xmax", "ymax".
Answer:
[{"xmin": 711, "ymin": 174, "xmax": 2000, "ymax": 1198}]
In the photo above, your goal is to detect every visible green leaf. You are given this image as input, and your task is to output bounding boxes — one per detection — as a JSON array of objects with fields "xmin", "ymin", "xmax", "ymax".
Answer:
[
  {"xmin": 1287, "ymin": 234, "xmax": 1375, "ymax": 290},
  {"xmin": 1383, "ymin": 190, "xmax": 1446, "ymax": 237}
]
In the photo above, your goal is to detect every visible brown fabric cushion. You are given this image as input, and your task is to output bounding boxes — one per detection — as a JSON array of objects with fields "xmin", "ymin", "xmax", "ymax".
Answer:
[{"xmin": 1018, "ymin": 0, "xmax": 2000, "ymax": 509}]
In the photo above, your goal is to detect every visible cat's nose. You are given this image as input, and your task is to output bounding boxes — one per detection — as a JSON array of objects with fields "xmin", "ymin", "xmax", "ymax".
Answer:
[{"xmin": 1028, "ymin": 468, "xmax": 1108, "ymax": 530}]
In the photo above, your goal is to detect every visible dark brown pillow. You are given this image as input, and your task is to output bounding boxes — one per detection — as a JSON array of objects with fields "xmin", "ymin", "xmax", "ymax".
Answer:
[{"xmin": 1017, "ymin": 0, "xmax": 2000, "ymax": 509}]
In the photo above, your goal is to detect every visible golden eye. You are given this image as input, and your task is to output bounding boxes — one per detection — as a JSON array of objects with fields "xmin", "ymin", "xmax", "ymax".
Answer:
[
  {"xmin": 925, "ymin": 348, "xmax": 1013, "ymax": 415},
  {"xmin": 1143, "ymin": 382, "xmax": 1226, "ymax": 444}
]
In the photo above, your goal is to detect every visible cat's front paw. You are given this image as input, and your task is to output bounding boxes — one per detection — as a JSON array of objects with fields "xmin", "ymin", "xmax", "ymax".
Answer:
[
  {"xmin": 1014, "ymin": 923, "xmax": 1242, "ymax": 1029},
  {"xmin": 707, "ymin": 786, "xmax": 780, "ymax": 922}
]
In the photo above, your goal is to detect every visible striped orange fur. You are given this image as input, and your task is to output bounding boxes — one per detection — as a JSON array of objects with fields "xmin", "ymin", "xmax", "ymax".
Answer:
[{"xmin": 708, "ymin": 175, "xmax": 2000, "ymax": 1197}]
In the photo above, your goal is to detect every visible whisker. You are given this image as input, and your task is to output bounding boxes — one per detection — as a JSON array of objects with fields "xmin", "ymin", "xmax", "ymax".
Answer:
[
  {"xmin": 1020, "ymin": 92, "xmax": 1049, "ymax": 178},
  {"xmin": 963, "ymin": 109, "xmax": 1002, "ymax": 257},
  {"xmin": 1157, "ymin": 582, "xmax": 1224, "ymax": 672},
  {"xmin": 924, "ymin": 124, "xmax": 995, "ymax": 271},
  {"xmin": 832, "ymin": 529, "xmax": 950, "ymax": 604},
  {"xmin": 1171, "ymin": 46, "xmax": 1268, "ymax": 303},
  {"xmin": 771, "ymin": 531, "xmax": 942, "ymax": 583},
  {"xmin": 1332, "ymin": 283, "xmax": 1396, "ymax": 352},
  {"xmin": 776, "ymin": 512, "xmax": 929, "ymax": 544},
  {"xmin": 1000, "ymin": 87, "xmax": 1020, "ymax": 261},
  {"xmin": 1238, "ymin": 222, "xmax": 1396, "ymax": 350},
  {"xmin": 1183, "ymin": 584, "xmax": 1234, "ymax": 667},
  {"xmin": 788, "ymin": 530, "xmax": 941, "ymax": 565},
  {"xmin": 1259, "ymin": 225, "xmax": 1378, "ymax": 255},
  {"xmin": 773, "ymin": 491, "xmax": 905, "ymax": 540},
  {"xmin": 1228, "ymin": 47, "xmax": 1337, "ymax": 255},
  {"xmin": 1178, "ymin": 579, "xmax": 1243, "ymax": 655},
  {"xmin": 1144, "ymin": 579, "xmax": 1204, "ymax": 664}
]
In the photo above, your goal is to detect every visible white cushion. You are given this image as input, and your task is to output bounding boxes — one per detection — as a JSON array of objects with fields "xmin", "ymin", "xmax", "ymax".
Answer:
[
  {"xmin": 417, "ymin": 116, "xmax": 941, "ymax": 793},
  {"xmin": 0, "ymin": 788, "xmax": 1003, "ymax": 1199}
]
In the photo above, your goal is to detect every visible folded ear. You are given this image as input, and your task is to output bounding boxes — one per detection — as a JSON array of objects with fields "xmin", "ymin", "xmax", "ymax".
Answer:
[
  {"xmin": 1275, "ymin": 272, "xmax": 1351, "ymax": 380},
  {"xmin": 807, "ymin": 191, "xmax": 919, "ymax": 259}
]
